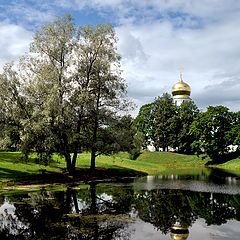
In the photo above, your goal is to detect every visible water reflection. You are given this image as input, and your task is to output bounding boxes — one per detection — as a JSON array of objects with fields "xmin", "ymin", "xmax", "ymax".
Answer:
[
  {"xmin": 170, "ymin": 225, "xmax": 189, "ymax": 240},
  {"xmin": 0, "ymin": 170, "xmax": 240, "ymax": 239}
]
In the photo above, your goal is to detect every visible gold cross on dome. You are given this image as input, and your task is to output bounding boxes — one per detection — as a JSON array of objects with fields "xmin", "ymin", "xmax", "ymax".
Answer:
[{"xmin": 179, "ymin": 65, "xmax": 184, "ymax": 82}]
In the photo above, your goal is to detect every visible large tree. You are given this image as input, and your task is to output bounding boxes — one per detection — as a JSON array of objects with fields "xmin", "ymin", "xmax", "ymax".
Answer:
[
  {"xmin": 17, "ymin": 15, "xmax": 129, "ymax": 174},
  {"xmin": 77, "ymin": 25, "xmax": 129, "ymax": 170}
]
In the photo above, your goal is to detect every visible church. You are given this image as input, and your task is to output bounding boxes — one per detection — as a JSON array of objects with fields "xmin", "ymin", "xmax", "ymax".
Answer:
[{"xmin": 172, "ymin": 72, "xmax": 191, "ymax": 106}]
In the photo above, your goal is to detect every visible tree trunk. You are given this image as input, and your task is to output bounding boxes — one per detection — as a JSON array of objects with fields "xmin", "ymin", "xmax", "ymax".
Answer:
[
  {"xmin": 91, "ymin": 146, "xmax": 96, "ymax": 171},
  {"xmin": 90, "ymin": 89, "xmax": 100, "ymax": 171},
  {"xmin": 71, "ymin": 119, "xmax": 81, "ymax": 174},
  {"xmin": 90, "ymin": 183, "xmax": 97, "ymax": 214},
  {"xmin": 62, "ymin": 132, "xmax": 75, "ymax": 176},
  {"xmin": 64, "ymin": 152, "xmax": 72, "ymax": 175},
  {"xmin": 90, "ymin": 120, "xmax": 97, "ymax": 170}
]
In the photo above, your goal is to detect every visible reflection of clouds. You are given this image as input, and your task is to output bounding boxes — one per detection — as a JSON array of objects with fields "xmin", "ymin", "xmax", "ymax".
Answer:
[
  {"xmin": 74, "ymin": 192, "xmax": 113, "ymax": 213},
  {"xmin": 0, "ymin": 200, "xmax": 15, "ymax": 215},
  {"xmin": 0, "ymin": 199, "xmax": 29, "ymax": 235},
  {"xmin": 189, "ymin": 218, "xmax": 240, "ymax": 240},
  {"xmin": 129, "ymin": 220, "xmax": 170, "ymax": 240},
  {"xmin": 134, "ymin": 175, "xmax": 240, "ymax": 194}
]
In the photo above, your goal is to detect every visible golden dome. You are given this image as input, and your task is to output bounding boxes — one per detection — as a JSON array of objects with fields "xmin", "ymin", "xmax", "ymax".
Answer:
[{"xmin": 172, "ymin": 74, "xmax": 191, "ymax": 98}]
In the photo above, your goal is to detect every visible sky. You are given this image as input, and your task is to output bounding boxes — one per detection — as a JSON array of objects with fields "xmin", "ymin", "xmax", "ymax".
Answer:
[{"xmin": 1, "ymin": 0, "xmax": 240, "ymax": 114}]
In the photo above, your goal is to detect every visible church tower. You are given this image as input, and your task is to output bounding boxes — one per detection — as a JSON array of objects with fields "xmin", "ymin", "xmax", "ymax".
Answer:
[{"xmin": 172, "ymin": 70, "xmax": 191, "ymax": 106}]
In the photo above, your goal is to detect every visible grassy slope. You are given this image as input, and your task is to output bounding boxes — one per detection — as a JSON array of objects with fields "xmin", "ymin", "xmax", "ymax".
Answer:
[
  {"xmin": 215, "ymin": 158, "xmax": 240, "ymax": 174},
  {"xmin": 96, "ymin": 152, "xmax": 208, "ymax": 175},
  {"xmin": 0, "ymin": 151, "xmax": 209, "ymax": 183}
]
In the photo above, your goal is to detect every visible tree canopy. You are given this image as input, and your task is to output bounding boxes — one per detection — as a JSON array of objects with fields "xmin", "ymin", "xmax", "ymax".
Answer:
[
  {"xmin": 134, "ymin": 93, "xmax": 199, "ymax": 153},
  {"xmin": 0, "ymin": 15, "xmax": 132, "ymax": 174},
  {"xmin": 190, "ymin": 105, "xmax": 239, "ymax": 162},
  {"xmin": 134, "ymin": 94, "xmax": 240, "ymax": 163}
]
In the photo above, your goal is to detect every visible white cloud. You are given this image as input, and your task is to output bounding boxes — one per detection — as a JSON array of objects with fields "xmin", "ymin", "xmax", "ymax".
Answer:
[
  {"xmin": 115, "ymin": 11, "xmax": 240, "ymax": 113},
  {"xmin": 1, "ymin": 0, "xmax": 240, "ymax": 114},
  {"xmin": 0, "ymin": 1, "xmax": 56, "ymax": 29},
  {"xmin": 0, "ymin": 22, "xmax": 32, "ymax": 69}
]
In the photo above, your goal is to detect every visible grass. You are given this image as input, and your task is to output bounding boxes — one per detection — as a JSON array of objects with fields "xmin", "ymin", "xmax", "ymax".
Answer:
[
  {"xmin": 2, "ymin": 150, "xmax": 240, "ymax": 188},
  {"xmin": 94, "ymin": 151, "xmax": 208, "ymax": 175},
  {"xmin": 0, "ymin": 151, "xmax": 208, "ymax": 182},
  {"xmin": 214, "ymin": 157, "xmax": 240, "ymax": 174},
  {"xmin": 0, "ymin": 152, "xmax": 59, "ymax": 180}
]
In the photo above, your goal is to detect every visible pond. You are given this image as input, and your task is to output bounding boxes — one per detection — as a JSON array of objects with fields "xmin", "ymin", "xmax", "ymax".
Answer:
[{"xmin": 1, "ymin": 168, "xmax": 240, "ymax": 239}]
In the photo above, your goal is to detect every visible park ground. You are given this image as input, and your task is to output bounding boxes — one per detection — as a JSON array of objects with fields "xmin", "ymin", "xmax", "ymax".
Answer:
[{"xmin": 0, "ymin": 151, "xmax": 240, "ymax": 191}]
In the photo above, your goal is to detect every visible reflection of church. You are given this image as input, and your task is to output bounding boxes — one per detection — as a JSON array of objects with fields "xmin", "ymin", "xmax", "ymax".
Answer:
[{"xmin": 170, "ymin": 225, "xmax": 189, "ymax": 240}]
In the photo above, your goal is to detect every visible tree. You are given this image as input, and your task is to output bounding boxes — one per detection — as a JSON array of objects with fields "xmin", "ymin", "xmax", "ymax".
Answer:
[
  {"xmin": 0, "ymin": 64, "xmax": 27, "ymax": 151},
  {"xmin": 76, "ymin": 25, "xmax": 129, "ymax": 170},
  {"xmin": 18, "ymin": 15, "xmax": 129, "ymax": 174},
  {"xmin": 83, "ymin": 115, "xmax": 141, "ymax": 161},
  {"xmin": 110, "ymin": 115, "xmax": 144, "ymax": 160},
  {"xmin": 20, "ymin": 15, "xmax": 78, "ymax": 172},
  {"xmin": 231, "ymin": 111, "xmax": 240, "ymax": 148},
  {"xmin": 175, "ymin": 101, "xmax": 199, "ymax": 153},
  {"xmin": 133, "ymin": 103, "xmax": 154, "ymax": 148},
  {"xmin": 190, "ymin": 105, "xmax": 236, "ymax": 162},
  {"xmin": 152, "ymin": 93, "xmax": 177, "ymax": 151}
]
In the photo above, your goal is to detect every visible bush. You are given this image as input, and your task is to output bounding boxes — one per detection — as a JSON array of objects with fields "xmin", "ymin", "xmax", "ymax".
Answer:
[{"xmin": 128, "ymin": 148, "xmax": 141, "ymax": 160}]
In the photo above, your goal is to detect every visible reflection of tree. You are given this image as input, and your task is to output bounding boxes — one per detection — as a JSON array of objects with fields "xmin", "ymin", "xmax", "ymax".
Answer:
[
  {"xmin": 67, "ymin": 183, "xmax": 134, "ymax": 240},
  {"xmin": 1, "ymin": 184, "xmax": 240, "ymax": 239},
  {"xmin": 135, "ymin": 189, "xmax": 196, "ymax": 234},
  {"xmin": 191, "ymin": 192, "xmax": 240, "ymax": 225},
  {"xmin": 0, "ymin": 195, "xmax": 4, "ymax": 206},
  {"xmin": 76, "ymin": 183, "xmax": 134, "ymax": 215},
  {"xmin": 0, "ymin": 191, "xmax": 71, "ymax": 239},
  {"xmin": 134, "ymin": 189, "xmax": 240, "ymax": 234},
  {"xmin": 0, "ymin": 184, "xmax": 134, "ymax": 239}
]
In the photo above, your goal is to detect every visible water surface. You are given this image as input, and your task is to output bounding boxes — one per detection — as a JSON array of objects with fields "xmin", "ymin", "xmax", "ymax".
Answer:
[{"xmin": 1, "ymin": 168, "xmax": 240, "ymax": 239}]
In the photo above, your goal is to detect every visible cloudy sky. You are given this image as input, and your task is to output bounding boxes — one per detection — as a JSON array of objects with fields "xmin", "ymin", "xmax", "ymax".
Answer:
[{"xmin": 1, "ymin": 0, "xmax": 240, "ymax": 114}]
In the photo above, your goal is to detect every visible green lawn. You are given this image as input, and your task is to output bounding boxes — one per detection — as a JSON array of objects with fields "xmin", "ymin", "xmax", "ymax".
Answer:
[
  {"xmin": 215, "ymin": 158, "xmax": 240, "ymax": 174},
  {"xmin": 95, "ymin": 151, "xmax": 208, "ymax": 175},
  {"xmin": 0, "ymin": 151, "xmax": 209, "ymax": 183},
  {"xmin": 1, "ymin": 150, "xmax": 240, "ymax": 186}
]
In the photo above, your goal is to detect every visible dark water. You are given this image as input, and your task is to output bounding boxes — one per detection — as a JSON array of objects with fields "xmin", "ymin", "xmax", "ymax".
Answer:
[{"xmin": 1, "ymin": 169, "xmax": 240, "ymax": 239}]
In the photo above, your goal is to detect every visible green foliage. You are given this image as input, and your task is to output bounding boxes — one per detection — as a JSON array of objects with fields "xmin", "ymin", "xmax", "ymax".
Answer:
[
  {"xmin": 133, "ymin": 103, "xmax": 154, "ymax": 146},
  {"xmin": 175, "ymin": 101, "xmax": 199, "ymax": 153},
  {"xmin": 128, "ymin": 148, "xmax": 141, "ymax": 160},
  {"xmin": 0, "ymin": 126, "xmax": 21, "ymax": 151},
  {"xmin": 134, "ymin": 96, "xmax": 240, "ymax": 164},
  {"xmin": 190, "ymin": 105, "xmax": 238, "ymax": 162},
  {"xmin": 134, "ymin": 93, "xmax": 199, "ymax": 153},
  {"xmin": 152, "ymin": 93, "xmax": 177, "ymax": 151},
  {"xmin": 0, "ymin": 15, "xmax": 131, "ymax": 175}
]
